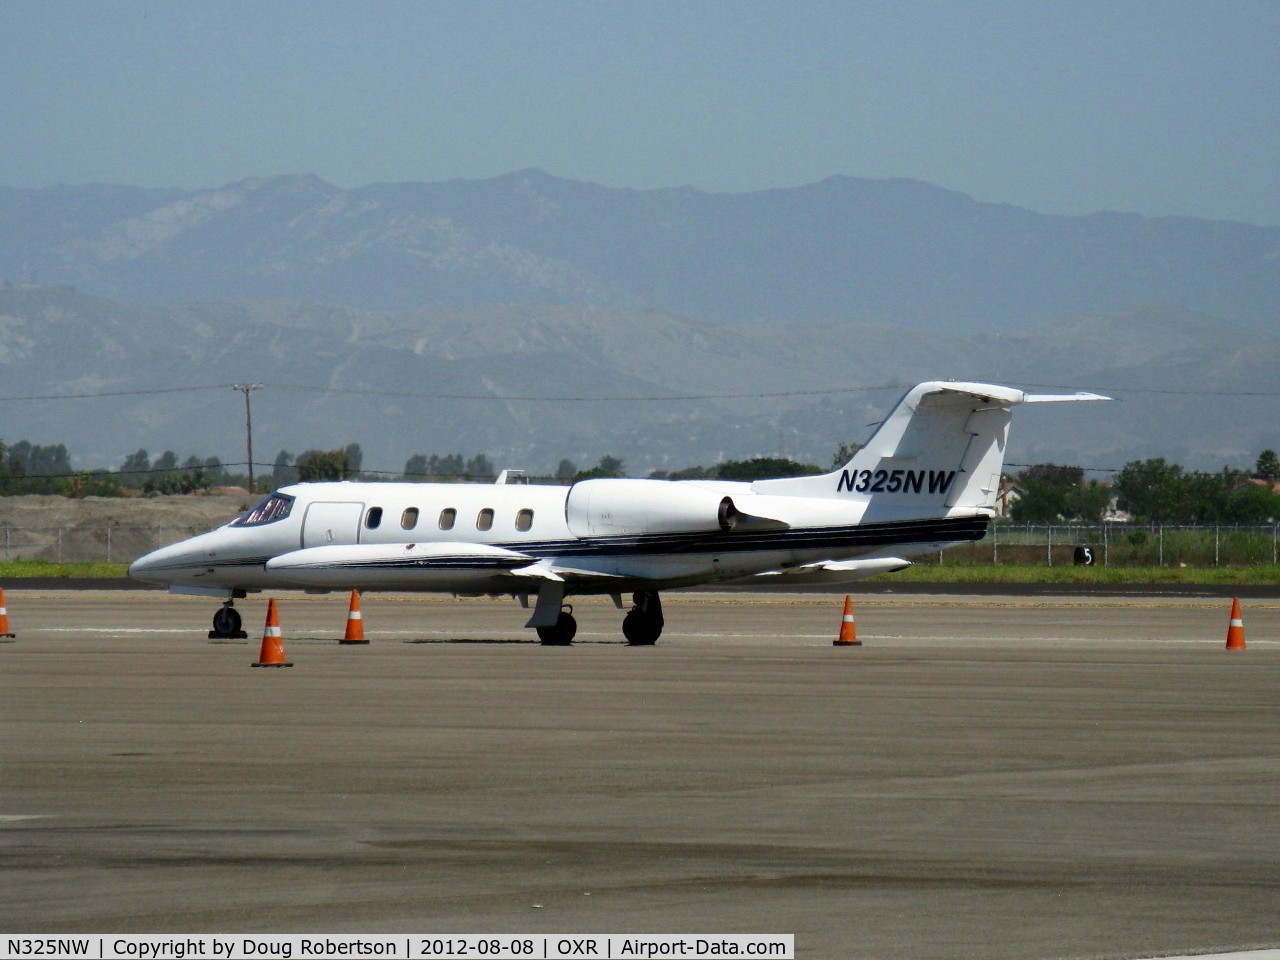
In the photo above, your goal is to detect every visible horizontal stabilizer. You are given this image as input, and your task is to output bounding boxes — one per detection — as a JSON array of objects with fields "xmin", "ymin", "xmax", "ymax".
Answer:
[{"xmin": 1021, "ymin": 390, "xmax": 1112, "ymax": 403}]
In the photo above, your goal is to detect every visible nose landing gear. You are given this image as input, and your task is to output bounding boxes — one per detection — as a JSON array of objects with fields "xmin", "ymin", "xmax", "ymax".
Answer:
[{"xmin": 209, "ymin": 600, "xmax": 247, "ymax": 640}]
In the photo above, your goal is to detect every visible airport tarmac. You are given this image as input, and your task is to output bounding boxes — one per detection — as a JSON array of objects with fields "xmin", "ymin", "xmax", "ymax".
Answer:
[{"xmin": 2, "ymin": 588, "xmax": 1279, "ymax": 959}]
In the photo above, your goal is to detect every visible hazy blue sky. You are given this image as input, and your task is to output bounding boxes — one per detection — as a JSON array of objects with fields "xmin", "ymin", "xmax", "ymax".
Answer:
[{"xmin": 2, "ymin": 0, "xmax": 1277, "ymax": 224}]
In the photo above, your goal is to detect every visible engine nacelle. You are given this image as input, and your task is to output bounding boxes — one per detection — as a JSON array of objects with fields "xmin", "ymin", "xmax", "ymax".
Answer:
[{"xmin": 566, "ymin": 479, "xmax": 737, "ymax": 538}]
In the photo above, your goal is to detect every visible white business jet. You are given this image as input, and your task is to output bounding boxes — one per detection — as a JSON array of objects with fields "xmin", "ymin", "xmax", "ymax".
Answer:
[{"xmin": 129, "ymin": 381, "xmax": 1107, "ymax": 644}]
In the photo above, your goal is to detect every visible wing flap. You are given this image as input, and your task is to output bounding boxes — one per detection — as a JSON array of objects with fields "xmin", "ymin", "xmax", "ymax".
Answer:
[
  {"xmin": 266, "ymin": 541, "xmax": 537, "ymax": 585},
  {"xmin": 749, "ymin": 557, "xmax": 912, "ymax": 584}
]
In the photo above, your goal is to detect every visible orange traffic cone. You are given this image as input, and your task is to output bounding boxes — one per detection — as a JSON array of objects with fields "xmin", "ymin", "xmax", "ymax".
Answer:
[
  {"xmin": 340, "ymin": 589, "xmax": 368, "ymax": 644},
  {"xmin": 833, "ymin": 594, "xmax": 861, "ymax": 647},
  {"xmin": 252, "ymin": 598, "xmax": 293, "ymax": 667},
  {"xmin": 0, "ymin": 588, "xmax": 14, "ymax": 640},
  {"xmin": 1225, "ymin": 597, "xmax": 1246, "ymax": 651}
]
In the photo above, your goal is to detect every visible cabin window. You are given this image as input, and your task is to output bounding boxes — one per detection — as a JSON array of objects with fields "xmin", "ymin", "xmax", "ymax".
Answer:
[
  {"xmin": 365, "ymin": 507, "xmax": 383, "ymax": 529},
  {"xmin": 476, "ymin": 507, "xmax": 495, "ymax": 531},
  {"xmin": 233, "ymin": 493, "xmax": 295, "ymax": 527},
  {"xmin": 515, "ymin": 508, "xmax": 534, "ymax": 532},
  {"xmin": 401, "ymin": 507, "xmax": 420, "ymax": 530},
  {"xmin": 438, "ymin": 508, "xmax": 456, "ymax": 531}
]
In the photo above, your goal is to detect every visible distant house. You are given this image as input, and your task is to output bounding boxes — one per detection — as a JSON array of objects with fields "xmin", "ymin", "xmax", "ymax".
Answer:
[
  {"xmin": 1242, "ymin": 475, "xmax": 1280, "ymax": 495},
  {"xmin": 995, "ymin": 475, "xmax": 1124, "ymax": 522},
  {"xmin": 995, "ymin": 475, "xmax": 1021, "ymax": 518}
]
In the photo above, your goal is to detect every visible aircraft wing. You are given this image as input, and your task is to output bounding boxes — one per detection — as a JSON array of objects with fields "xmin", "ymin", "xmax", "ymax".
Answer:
[
  {"xmin": 507, "ymin": 560, "xmax": 627, "ymax": 583},
  {"xmin": 266, "ymin": 541, "xmax": 538, "ymax": 582},
  {"xmin": 746, "ymin": 557, "xmax": 912, "ymax": 584},
  {"xmin": 265, "ymin": 541, "xmax": 632, "ymax": 590}
]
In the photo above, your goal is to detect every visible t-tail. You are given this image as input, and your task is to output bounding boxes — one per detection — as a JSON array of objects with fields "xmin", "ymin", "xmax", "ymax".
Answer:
[{"xmin": 754, "ymin": 381, "xmax": 1109, "ymax": 514}]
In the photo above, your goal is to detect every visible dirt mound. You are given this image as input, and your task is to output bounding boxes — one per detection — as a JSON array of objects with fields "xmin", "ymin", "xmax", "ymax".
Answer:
[
  {"xmin": 0, "ymin": 493, "xmax": 256, "ymax": 563},
  {"xmin": 0, "ymin": 493, "xmax": 252, "ymax": 529}
]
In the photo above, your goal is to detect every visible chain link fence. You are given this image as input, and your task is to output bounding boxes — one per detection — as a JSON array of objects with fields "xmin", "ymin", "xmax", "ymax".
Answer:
[
  {"xmin": 4, "ymin": 522, "xmax": 1280, "ymax": 567},
  {"xmin": 942, "ymin": 523, "xmax": 1280, "ymax": 567},
  {"xmin": 0, "ymin": 525, "xmax": 214, "ymax": 564}
]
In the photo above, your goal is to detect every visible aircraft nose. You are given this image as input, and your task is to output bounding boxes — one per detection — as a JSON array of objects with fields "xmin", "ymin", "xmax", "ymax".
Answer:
[
  {"xmin": 128, "ymin": 528, "xmax": 234, "ymax": 584},
  {"xmin": 128, "ymin": 543, "xmax": 179, "ymax": 583}
]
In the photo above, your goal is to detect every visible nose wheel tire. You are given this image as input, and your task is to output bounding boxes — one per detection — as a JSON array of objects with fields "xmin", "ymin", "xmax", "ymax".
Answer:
[{"xmin": 209, "ymin": 603, "xmax": 247, "ymax": 640}]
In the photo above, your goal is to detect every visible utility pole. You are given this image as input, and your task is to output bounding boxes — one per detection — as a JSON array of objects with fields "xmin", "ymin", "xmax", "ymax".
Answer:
[{"xmin": 233, "ymin": 383, "xmax": 263, "ymax": 494}]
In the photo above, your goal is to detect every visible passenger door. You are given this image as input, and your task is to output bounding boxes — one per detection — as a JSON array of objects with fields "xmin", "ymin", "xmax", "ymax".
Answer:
[{"xmin": 301, "ymin": 501, "xmax": 364, "ymax": 548}]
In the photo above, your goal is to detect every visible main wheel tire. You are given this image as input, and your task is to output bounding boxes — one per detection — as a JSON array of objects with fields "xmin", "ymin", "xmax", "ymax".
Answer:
[
  {"xmin": 536, "ymin": 611, "xmax": 577, "ymax": 646},
  {"xmin": 622, "ymin": 610, "xmax": 662, "ymax": 646}
]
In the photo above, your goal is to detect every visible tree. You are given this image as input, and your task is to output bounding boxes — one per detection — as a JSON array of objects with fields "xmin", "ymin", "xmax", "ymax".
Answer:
[
  {"xmin": 575, "ymin": 455, "xmax": 625, "ymax": 480},
  {"xmin": 1063, "ymin": 480, "xmax": 1112, "ymax": 522},
  {"xmin": 202, "ymin": 456, "xmax": 226, "ymax": 480},
  {"xmin": 144, "ymin": 467, "xmax": 210, "ymax": 495},
  {"xmin": 1113, "ymin": 458, "xmax": 1189, "ymax": 522},
  {"xmin": 28, "ymin": 443, "xmax": 72, "ymax": 476},
  {"xmin": 296, "ymin": 448, "xmax": 352, "ymax": 481},
  {"xmin": 403, "ymin": 454, "xmax": 429, "ymax": 479},
  {"xmin": 1018, "ymin": 464, "xmax": 1084, "ymax": 487},
  {"xmin": 6, "ymin": 439, "xmax": 30, "ymax": 475},
  {"xmin": 1010, "ymin": 464, "xmax": 1087, "ymax": 523},
  {"xmin": 272, "ymin": 450, "xmax": 299, "ymax": 486},
  {"xmin": 119, "ymin": 449, "xmax": 151, "ymax": 488},
  {"xmin": 1223, "ymin": 482, "xmax": 1280, "ymax": 523},
  {"xmin": 344, "ymin": 443, "xmax": 363, "ymax": 477},
  {"xmin": 666, "ymin": 465, "xmax": 713, "ymax": 479},
  {"xmin": 1255, "ymin": 449, "xmax": 1280, "ymax": 480},
  {"xmin": 465, "ymin": 454, "xmax": 494, "ymax": 478},
  {"xmin": 717, "ymin": 457, "xmax": 822, "ymax": 481},
  {"xmin": 432, "ymin": 454, "xmax": 465, "ymax": 478},
  {"xmin": 830, "ymin": 442, "xmax": 860, "ymax": 470},
  {"xmin": 1010, "ymin": 484, "xmax": 1066, "ymax": 523}
]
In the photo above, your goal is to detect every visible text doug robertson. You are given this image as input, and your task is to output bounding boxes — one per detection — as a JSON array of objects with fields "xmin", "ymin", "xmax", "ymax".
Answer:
[{"xmin": 110, "ymin": 940, "xmax": 396, "ymax": 959}]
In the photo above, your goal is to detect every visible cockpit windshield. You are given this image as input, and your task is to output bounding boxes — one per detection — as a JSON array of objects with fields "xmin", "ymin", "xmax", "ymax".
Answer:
[{"xmin": 232, "ymin": 492, "xmax": 295, "ymax": 527}]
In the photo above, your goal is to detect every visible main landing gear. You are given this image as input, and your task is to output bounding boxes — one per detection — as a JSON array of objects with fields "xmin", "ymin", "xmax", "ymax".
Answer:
[
  {"xmin": 533, "ymin": 591, "xmax": 665, "ymax": 647},
  {"xmin": 621, "ymin": 590, "xmax": 663, "ymax": 646},
  {"xmin": 535, "ymin": 605, "xmax": 578, "ymax": 646},
  {"xmin": 208, "ymin": 599, "xmax": 248, "ymax": 640}
]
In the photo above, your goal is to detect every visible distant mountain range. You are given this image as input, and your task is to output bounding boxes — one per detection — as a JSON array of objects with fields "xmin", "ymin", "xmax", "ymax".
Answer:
[
  {"xmin": 1, "ymin": 287, "xmax": 1275, "ymax": 477},
  {"xmin": 3, "ymin": 170, "xmax": 1278, "ymax": 334}
]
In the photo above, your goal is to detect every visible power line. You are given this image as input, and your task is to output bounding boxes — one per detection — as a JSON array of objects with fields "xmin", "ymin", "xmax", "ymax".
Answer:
[
  {"xmin": 3, "ymin": 380, "xmax": 1280, "ymax": 403},
  {"xmin": 252, "ymin": 381, "xmax": 1280, "ymax": 401},
  {"xmin": 263, "ymin": 383, "xmax": 894, "ymax": 401},
  {"xmin": 0, "ymin": 384, "xmax": 232, "ymax": 401}
]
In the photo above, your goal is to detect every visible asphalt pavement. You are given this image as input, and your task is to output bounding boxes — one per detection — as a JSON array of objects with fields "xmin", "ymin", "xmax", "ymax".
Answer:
[{"xmin": 2, "ymin": 588, "xmax": 1278, "ymax": 960}]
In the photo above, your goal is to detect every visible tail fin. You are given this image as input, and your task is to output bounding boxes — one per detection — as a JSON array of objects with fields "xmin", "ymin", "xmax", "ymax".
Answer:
[{"xmin": 754, "ymin": 381, "xmax": 1108, "ymax": 512}]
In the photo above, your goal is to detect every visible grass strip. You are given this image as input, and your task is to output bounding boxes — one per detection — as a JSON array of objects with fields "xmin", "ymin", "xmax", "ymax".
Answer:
[{"xmin": 0, "ymin": 559, "xmax": 1276, "ymax": 585}]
